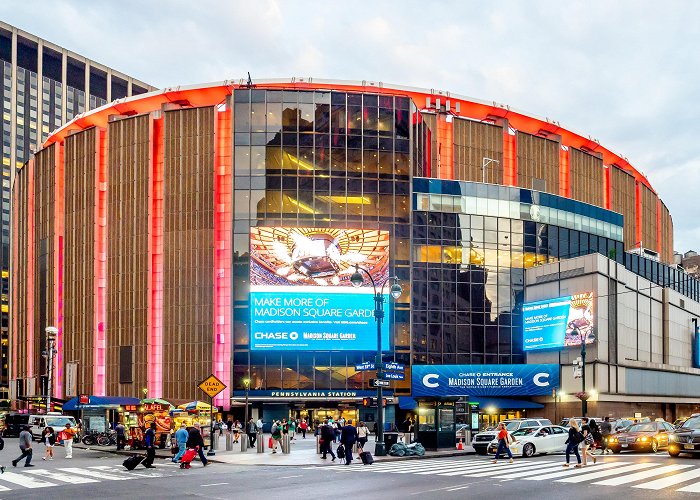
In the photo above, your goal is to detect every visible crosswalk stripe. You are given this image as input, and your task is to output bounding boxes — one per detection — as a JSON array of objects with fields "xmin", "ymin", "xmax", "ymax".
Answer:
[
  {"xmin": 593, "ymin": 464, "xmax": 693, "ymax": 486},
  {"xmin": 556, "ymin": 463, "xmax": 657, "ymax": 483},
  {"xmin": 524, "ymin": 461, "xmax": 627, "ymax": 480},
  {"xmin": 0, "ymin": 471, "xmax": 55, "ymax": 488},
  {"xmin": 25, "ymin": 469, "xmax": 99, "ymax": 484},
  {"xmin": 57, "ymin": 467, "xmax": 130, "ymax": 480},
  {"xmin": 677, "ymin": 480, "xmax": 700, "ymax": 493},
  {"xmin": 89, "ymin": 465, "xmax": 167, "ymax": 478},
  {"xmin": 494, "ymin": 464, "xmax": 573, "ymax": 479},
  {"xmin": 423, "ymin": 463, "xmax": 505, "ymax": 475},
  {"xmin": 438, "ymin": 460, "xmax": 555, "ymax": 476},
  {"xmin": 632, "ymin": 468, "xmax": 700, "ymax": 490},
  {"xmin": 0, "ymin": 483, "xmax": 11, "ymax": 491},
  {"xmin": 465, "ymin": 462, "xmax": 558, "ymax": 478},
  {"xmin": 377, "ymin": 461, "xmax": 465, "ymax": 473}
]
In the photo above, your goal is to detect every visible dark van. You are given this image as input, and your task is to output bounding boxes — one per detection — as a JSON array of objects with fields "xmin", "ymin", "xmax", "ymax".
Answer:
[{"xmin": 3, "ymin": 413, "xmax": 30, "ymax": 437}]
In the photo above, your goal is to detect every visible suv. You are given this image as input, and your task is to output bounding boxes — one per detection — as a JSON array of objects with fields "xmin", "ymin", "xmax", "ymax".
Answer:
[
  {"xmin": 28, "ymin": 414, "xmax": 78, "ymax": 441},
  {"xmin": 471, "ymin": 418, "xmax": 552, "ymax": 455},
  {"xmin": 668, "ymin": 413, "xmax": 700, "ymax": 457}
]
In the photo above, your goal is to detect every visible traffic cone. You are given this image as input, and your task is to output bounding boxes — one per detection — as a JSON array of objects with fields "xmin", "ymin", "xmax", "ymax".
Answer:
[{"xmin": 457, "ymin": 437, "xmax": 463, "ymax": 450}]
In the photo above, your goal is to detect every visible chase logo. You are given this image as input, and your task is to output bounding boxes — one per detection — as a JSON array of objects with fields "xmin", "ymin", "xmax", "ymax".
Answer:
[
  {"xmin": 422, "ymin": 373, "xmax": 440, "ymax": 388},
  {"xmin": 289, "ymin": 332, "xmax": 299, "ymax": 340},
  {"xmin": 533, "ymin": 372, "xmax": 550, "ymax": 387}
]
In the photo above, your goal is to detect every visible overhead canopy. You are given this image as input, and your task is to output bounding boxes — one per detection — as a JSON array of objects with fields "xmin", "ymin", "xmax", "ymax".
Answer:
[
  {"xmin": 471, "ymin": 397, "xmax": 544, "ymax": 410},
  {"xmin": 399, "ymin": 397, "xmax": 418, "ymax": 410},
  {"xmin": 63, "ymin": 396, "xmax": 140, "ymax": 411}
]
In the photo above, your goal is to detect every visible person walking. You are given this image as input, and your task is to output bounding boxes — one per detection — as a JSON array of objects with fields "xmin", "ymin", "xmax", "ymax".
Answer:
[
  {"xmin": 288, "ymin": 419, "xmax": 296, "ymax": 441},
  {"xmin": 319, "ymin": 419, "xmax": 336, "ymax": 462},
  {"xmin": 270, "ymin": 420, "xmax": 282, "ymax": 453},
  {"xmin": 356, "ymin": 421, "xmax": 370, "ymax": 453},
  {"xmin": 340, "ymin": 420, "xmax": 357, "ymax": 465},
  {"xmin": 142, "ymin": 422, "xmax": 157, "ymax": 468},
  {"xmin": 12, "ymin": 426, "xmax": 34, "ymax": 467},
  {"xmin": 41, "ymin": 427, "xmax": 56, "ymax": 461},
  {"xmin": 115, "ymin": 422, "xmax": 126, "ymax": 451},
  {"xmin": 62, "ymin": 422, "xmax": 76, "ymax": 459},
  {"xmin": 490, "ymin": 422, "xmax": 514, "ymax": 464},
  {"xmin": 172, "ymin": 423, "xmax": 189, "ymax": 463},
  {"xmin": 580, "ymin": 418, "xmax": 597, "ymax": 465},
  {"xmin": 246, "ymin": 418, "xmax": 257, "ymax": 448},
  {"xmin": 599, "ymin": 417, "xmax": 613, "ymax": 454},
  {"xmin": 187, "ymin": 422, "xmax": 208, "ymax": 467},
  {"xmin": 564, "ymin": 417, "xmax": 583, "ymax": 468},
  {"xmin": 299, "ymin": 419, "xmax": 308, "ymax": 439}
]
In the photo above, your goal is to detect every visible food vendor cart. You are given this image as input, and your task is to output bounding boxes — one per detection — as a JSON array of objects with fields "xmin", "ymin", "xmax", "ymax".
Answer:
[
  {"xmin": 119, "ymin": 399, "xmax": 174, "ymax": 449},
  {"xmin": 171, "ymin": 401, "xmax": 218, "ymax": 447}
]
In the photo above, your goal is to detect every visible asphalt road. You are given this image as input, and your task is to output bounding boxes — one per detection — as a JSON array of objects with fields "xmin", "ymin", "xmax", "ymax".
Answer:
[{"xmin": 1, "ymin": 437, "xmax": 700, "ymax": 499}]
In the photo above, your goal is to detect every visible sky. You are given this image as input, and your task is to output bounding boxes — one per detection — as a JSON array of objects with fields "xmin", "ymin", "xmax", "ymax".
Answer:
[{"xmin": 4, "ymin": 0, "xmax": 700, "ymax": 251}]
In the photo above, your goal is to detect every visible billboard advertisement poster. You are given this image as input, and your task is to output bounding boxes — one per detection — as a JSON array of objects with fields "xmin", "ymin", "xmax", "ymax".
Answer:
[
  {"xmin": 522, "ymin": 292, "xmax": 595, "ymax": 351},
  {"xmin": 411, "ymin": 364, "xmax": 560, "ymax": 397},
  {"xmin": 249, "ymin": 227, "xmax": 390, "ymax": 351}
]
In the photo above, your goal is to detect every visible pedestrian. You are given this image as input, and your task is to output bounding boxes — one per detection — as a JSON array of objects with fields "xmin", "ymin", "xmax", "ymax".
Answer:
[
  {"xmin": 12, "ymin": 426, "xmax": 34, "ymax": 468},
  {"xmin": 115, "ymin": 422, "xmax": 126, "ymax": 450},
  {"xmin": 186, "ymin": 422, "xmax": 208, "ymax": 467},
  {"xmin": 299, "ymin": 419, "xmax": 308, "ymax": 439},
  {"xmin": 319, "ymin": 419, "xmax": 336, "ymax": 462},
  {"xmin": 340, "ymin": 419, "xmax": 357, "ymax": 465},
  {"xmin": 41, "ymin": 426, "xmax": 56, "ymax": 461},
  {"xmin": 490, "ymin": 422, "xmax": 514, "ymax": 464},
  {"xmin": 226, "ymin": 418, "xmax": 233, "ymax": 432},
  {"xmin": 288, "ymin": 419, "xmax": 296, "ymax": 441},
  {"xmin": 217, "ymin": 418, "xmax": 224, "ymax": 436},
  {"xmin": 580, "ymin": 417, "xmax": 597, "ymax": 465},
  {"xmin": 599, "ymin": 417, "xmax": 613, "ymax": 454},
  {"xmin": 172, "ymin": 423, "xmax": 189, "ymax": 463},
  {"xmin": 270, "ymin": 420, "xmax": 282, "ymax": 453},
  {"xmin": 564, "ymin": 417, "xmax": 583, "ymax": 468},
  {"xmin": 334, "ymin": 420, "xmax": 342, "ymax": 443},
  {"xmin": 62, "ymin": 422, "xmax": 76, "ymax": 459},
  {"xmin": 232, "ymin": 420, "xmax": 241, "ymax": 443},
  {"xmin": 256, "ymin": 418, "xmax": 263, "ymax": 433},
  {"xmin": 142, "ymin": 422, "xmax": 157, "ymax": 468},
  {"xmin": 246, "ymin": 418, "xmax": 257, "ymax": 448},
  {"xmin": 356, "ymin": 421, "xmax": 370, "ymax": 453}
]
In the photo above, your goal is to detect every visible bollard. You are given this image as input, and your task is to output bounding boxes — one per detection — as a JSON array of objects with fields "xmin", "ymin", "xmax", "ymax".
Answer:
[
  {"xmin": 241, "ymin": 436, "xmax": 248, "ymax": 452},
  {"xmin": 316, "ymin": 435, "xmax": 321, "ymax": 454},
  {"xmin": 225, "ymin": 431, "xmax": 233, "ymax": 451},
  {"xmin": 282, "ymin": 433, "xmax": 291, "ymax": 454},
  {"xmin": 257, "ymin": 431, "xmax": 264, "ymax": 453}
]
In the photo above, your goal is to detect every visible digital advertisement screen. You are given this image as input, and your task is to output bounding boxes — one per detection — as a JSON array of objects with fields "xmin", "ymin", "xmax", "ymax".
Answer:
[
  {"xmin": 694, "ymin": 330, "xmax": 700, "ymax": 369},
  {"xmin": 523, "ymin": 292, "xmax": 595, "ymax": 351},
  {"xmin": 250, "ymin": 227, "xmax": 390, "ymax": 351}
]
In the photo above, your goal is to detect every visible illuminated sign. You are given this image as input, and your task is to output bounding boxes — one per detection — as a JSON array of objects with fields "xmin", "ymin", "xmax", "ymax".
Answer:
[
  {"xmin": 249, "ymin": 227, "xmax": 390, "ymax": 351},
  {"xmin": 523, "ymin": 292, "xmax": 595, "ymax": 351}
]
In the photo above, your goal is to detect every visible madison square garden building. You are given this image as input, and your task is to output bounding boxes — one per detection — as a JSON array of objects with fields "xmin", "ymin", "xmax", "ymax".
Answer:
[{"xmin": 11, "ymin": 78, "xmax": 700, "ymax": 427}]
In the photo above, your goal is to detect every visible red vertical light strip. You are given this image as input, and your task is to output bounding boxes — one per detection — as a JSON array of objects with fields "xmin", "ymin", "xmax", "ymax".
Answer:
[
  {"xmin": 53, "ymin": 145, "xmax": 64, "ymax": 400},
  {"xmin": 147, "ymin": 115, "xmax": 164, "ymax": 398},
  {"xmin": 93, "ymin": 128, "xmax": 107, "ymax": 396},
  {"xmin": 559, "ymin": 146, "xmax": 569, "ymax": 197},
  {"xmin": 604, "ymin": 165, "xmax": 612, "ymax": 210},
  {"xmin": 213, "ymin": 104, "xmax": 232, "ymax": 409},
  {"xmin": 635, "ymin": 181, "xmax": 642, "ymax": 248},
  {"xmin": 436, "ymin": 115, "xmax": 454, "ymax": 180},
  {"xmin": 503, "ymin": 125, "xmax": 517, "ymax": 186}
]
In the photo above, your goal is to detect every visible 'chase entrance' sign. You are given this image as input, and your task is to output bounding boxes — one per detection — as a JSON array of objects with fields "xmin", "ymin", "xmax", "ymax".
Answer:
[{"xmin": 411, "ymin": 364, "xmax": 560, "ymax": 397}]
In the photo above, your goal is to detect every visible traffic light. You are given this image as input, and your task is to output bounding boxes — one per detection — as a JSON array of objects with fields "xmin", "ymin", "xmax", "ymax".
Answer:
[{"xmin": 362, "ymin": 397, "xmax": 372, "ymax": 407}]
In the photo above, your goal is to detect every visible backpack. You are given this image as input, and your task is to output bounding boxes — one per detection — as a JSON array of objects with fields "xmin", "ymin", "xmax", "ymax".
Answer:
[
  {"xmin": 584, "ymin": 433, "xmax": 595, "ymax": 445},
  {"xmin": 574, "ymin": 431, "xmax": 585, "ymax": 444},
  {"xmin": 337, "ymin": 444, "xmax": 345, "ymax": 457}
]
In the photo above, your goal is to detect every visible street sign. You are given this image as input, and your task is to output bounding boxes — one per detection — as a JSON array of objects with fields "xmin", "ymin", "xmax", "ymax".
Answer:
[
  {"xmin": 198, "ymin": 374, "xmax": 227, "ymax": 398},
  {"xmin": 370, "ymin": 378, "xmax": 390, "ymax": 388},
  {"xmin": 355, "ymin": 362, "xmax": 375, "ymax": 371},
  {"xmin": 381, "ymin": 372, "xmax": 405, "ymax": 380},
  {"xmin": 355, "ymin": 362, "xmax": 405, "ymax": 371},
  {"xmin": 383, "ymin": 362, "xmax": 405, "ymax": 371}
]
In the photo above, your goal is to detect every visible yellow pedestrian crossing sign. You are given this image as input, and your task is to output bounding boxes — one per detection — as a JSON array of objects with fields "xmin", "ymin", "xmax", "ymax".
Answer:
[{"xmin": 198, "ymin": 374, "xmax": 226, "ymax": 398}]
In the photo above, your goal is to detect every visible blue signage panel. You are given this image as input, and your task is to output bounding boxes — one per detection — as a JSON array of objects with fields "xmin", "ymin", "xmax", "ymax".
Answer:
[
  {"xmin": 523, "ymin": 292, "xmax": 595, "ymax": 351},
  {"xmin": 382, "ymin": 372, "xmax": 405, "ymax": 380},
  {"xmin": 250, "ymin": 291, "xmax": 390, "ymax": 351},
  {"xmin": 411, "ymin": 364, "xmax": 560, "ymax": 397},
  {"xmin": 355, "ymin": 362, "xmax": 375, "ymax": 371},
  {"xmin": 694, "ymin": 331, "xmax": 700, "ymax": 369},
  {"xmin": 383, "ymin": 362, "xmax": 405, "ymax": 371}
]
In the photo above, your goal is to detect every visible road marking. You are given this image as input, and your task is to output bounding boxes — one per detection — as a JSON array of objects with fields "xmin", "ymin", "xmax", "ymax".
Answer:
[
  {"xmin": 440, "ymin": 460, "xmax": 552, "ymax": 476},
  {"xmin": 446, "ymin": 485, "xmax": 471, "ymax": 491},
  {"xmin": 494, "ymin": 464, "xmax": 571, "ymax": 479},
  {"xmin": 25, "ymin": 469, "xmax": 99, "ymax": 483},
  {"xmin": 633, "ymin": 468, "xmax": 700, "ymax": 490},
  {"xmin": 557, "ymin": 462, "xmax": 657, "ymax": 483},
  {"xmin": 678, "ymin": 480, "xmax": 700, "ymax": 493},
  {"xmin": 57, "ymin": 467, "xmax": 130, "ymax": 480},
  {"xmin": 278, "ymin": 475, "xmax": 302, "ymax": 479},
  {"xmin": 464, "ymin": 461, "xmax": 558, "ymax": 477},
  {"xmin": 201, "ymin": 482, "xmax": 229, "ymax": 487},
  {"xmin": 89, "ymin": 465, "xmax": 166, "ymax": 478},
  {"xmin": 593, "ymin": 464, "xmax": 693, "ymax": 486},
  {"xmin": 0, "ymin": 471, "xmax": 55, "ymax": 488},
  {"xmin": 524, "ymin": 461, "xmax": 626, "ymax": 480}
]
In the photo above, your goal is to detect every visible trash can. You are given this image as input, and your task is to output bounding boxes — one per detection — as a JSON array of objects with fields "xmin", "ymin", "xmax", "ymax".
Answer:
[{"xmin": 384, "ymin": 432, "xmax": 399, "ymax": 449}]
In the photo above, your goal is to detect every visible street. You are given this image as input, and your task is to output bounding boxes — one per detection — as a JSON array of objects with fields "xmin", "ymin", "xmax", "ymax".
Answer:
[{"xmin": 1, "ymin": 437, "xmax": 700, "ymax": 499}]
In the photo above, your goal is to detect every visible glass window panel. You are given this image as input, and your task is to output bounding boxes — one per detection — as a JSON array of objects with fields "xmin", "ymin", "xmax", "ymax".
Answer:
[
  {"xmin": 347, "ymin": 105, "xmax": 362, "ymax": 134},
  {"xmin": 234, "ymin": 146, "xmax": 250, "ymax": 175},
  {"xmin": 282, "ymin": 105, "xmax": 298, "ymax": 132},
  {"xmin": 298, "ymin": 102, "xmax": 314, "ymax": 132},
  {"xmin": 266, "ymin": 102, "xmax": 282, "ymax": 132},
  {"xmin": 251, "ymin": 102, "xmax": 266, "ymax": 133}
]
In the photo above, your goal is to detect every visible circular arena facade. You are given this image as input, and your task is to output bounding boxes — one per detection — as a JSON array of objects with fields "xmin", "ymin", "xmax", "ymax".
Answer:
[{"xmin": 10, "ymin": 78, "xmax": 681, "ymax": 419}]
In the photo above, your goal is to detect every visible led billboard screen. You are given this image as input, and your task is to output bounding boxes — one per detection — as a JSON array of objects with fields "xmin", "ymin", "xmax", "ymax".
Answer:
[
  {"xmin": 523, "ymin": 292, "xmax": 595, "ymax": 351},
  {"xmin": 250, "ymin": 227, "xmax": 390, "ymax": 351}
]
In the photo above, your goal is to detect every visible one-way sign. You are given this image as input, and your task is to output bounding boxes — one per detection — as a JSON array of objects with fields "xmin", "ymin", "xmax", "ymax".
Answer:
[{"xmin": 370, "ymin": 378, "xmax": 390, "ymax": 388}]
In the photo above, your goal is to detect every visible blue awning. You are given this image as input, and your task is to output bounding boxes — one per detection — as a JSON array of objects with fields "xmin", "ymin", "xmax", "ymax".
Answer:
[
  {"xmin": 398, "ymin": 397, "xmax": 418, "ymax": 410},
  {"xmin": 471, "ymin": 397, "xmax": 544, "ymax": 410},
  {"xmin": 63, "ymin": 396, "xmax": 140, "ymax": 411}
]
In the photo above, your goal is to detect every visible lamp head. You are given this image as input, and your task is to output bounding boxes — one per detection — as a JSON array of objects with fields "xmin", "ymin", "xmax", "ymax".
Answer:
[
  {"xmin": 390, "ymin": 279, "xmax": 403, "ymax": 300},
  {"xmin": 45, "ymin": 326, "xmax": 58, "ymax": 339},
  {"xmin": 350, "ymin": 266, "xmax": 363, "ymax": 288},
  {"xmin": 243, "ymin": 378, "xmax": 251, "ymax": 388}
]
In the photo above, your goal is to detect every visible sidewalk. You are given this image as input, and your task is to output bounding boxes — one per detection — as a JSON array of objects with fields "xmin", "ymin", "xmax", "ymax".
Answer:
[{"xmin": 76, "ymin": 432, "xmax": 476, "ymax": 466}]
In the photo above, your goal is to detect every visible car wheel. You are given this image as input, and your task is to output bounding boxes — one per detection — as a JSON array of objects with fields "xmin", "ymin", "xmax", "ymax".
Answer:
[
  {"xmin": 651, "ymin": 440, "xmax": 658, "ymax": 453},
  {"xmin": 612, "ymin": 447, "xmax": 621, "ymax": 454},
  {"xmin": 475, "ymin": 448, "xmax": 488, "ymax": 456},
  {"xmin": 668, "ymin": 449, "xmax": 681, "ymax": 457},
  {"xmin": 523, "ymin": 443, "xmax": 535, "ymax": 457}
]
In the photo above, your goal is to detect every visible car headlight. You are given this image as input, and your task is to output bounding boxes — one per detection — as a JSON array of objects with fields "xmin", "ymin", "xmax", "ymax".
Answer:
[
  {"xmin": 609, "ymin": 438, "xmax": 617, "ymax": 443},
  {"xmin": 639, "ymin": 437, "xmax": 648, "ymax": 442}
]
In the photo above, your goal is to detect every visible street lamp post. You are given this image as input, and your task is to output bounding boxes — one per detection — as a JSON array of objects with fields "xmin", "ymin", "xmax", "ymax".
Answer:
[
  {"xmin": 243, "ymin": 378, "xmax": 251, "ymax": 425},
  {"xmin": 45, "ymin": 326, "xmax": 58, "ymax": 413},
  {"xmin": 573, "ymin": 327, "xmax": 588, "ymax": 417},
  {"xmin": 350, "ymin": 265, "xmax": 402, "ymax": 457}
]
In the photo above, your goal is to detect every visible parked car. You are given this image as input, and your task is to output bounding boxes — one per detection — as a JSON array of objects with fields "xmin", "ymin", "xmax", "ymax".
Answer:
[
  {"xmin": 608, "ymin": 421, "xmax": 675, "ymax": 453},
  {"xmin": 2, "ymin": 413, "xmax": 30, "ymax": 437},
  {"xmin": 668, "ymin": 413, "xmax": 700, "ymax": 457},
  {"xmin": 487, "ymin": 425, "xmax": 569, "ymax": 457},
  {"xmin": 471, "ymin": 418, "xmax": 552, "ymax": 455},
  {"xmin": 28, "ymin": 413, "xmax": 78, "ymax": 441}
]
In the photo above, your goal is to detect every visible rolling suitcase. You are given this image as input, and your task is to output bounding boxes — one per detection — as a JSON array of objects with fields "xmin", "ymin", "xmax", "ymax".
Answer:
[
  {"xmin": 179, "ymin": 447, "xmax": 198, "ymax": 469},
  {"xmin": 123, "ymin": 455, "xmax": 144, "ymax": 470},
  {"xmin": 360, "ymin": 451, "xmax": 374, "ymax": 465}
]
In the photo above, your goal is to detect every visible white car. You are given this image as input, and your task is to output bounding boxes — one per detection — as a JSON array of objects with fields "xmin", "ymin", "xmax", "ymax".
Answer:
[{"xmin": 487, "ymin": 425, "xmax": 569, "ymax": 457}]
